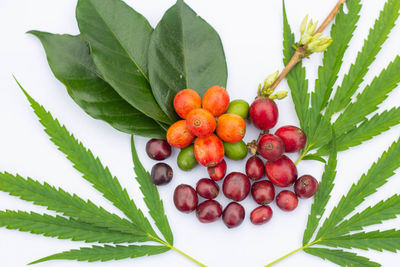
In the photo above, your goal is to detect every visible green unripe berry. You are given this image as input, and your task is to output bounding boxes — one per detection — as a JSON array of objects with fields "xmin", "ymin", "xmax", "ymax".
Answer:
[
  {"xmin": 223, "ymin": 141, "xmax": 248, "ymax": 160},
  {"xmin": 226, "ymin": 100, "xmax": 250, "ymax": 119},
  {"xmin": 177, "ymin": 145, "xmax": 198, "ymax": 171}
]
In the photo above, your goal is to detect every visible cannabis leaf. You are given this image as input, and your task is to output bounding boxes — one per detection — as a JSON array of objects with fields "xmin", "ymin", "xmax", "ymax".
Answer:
[
  {"xmin": 265, "ymin": 134, "xmax": 400, "ymax": 266},
  {"xmin": 0, "ymin": 78, "xmax": 205, "ymax": 266}
]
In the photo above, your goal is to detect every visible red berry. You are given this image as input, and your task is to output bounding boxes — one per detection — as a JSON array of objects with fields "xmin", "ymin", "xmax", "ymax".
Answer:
[
  {"xmin": 202, "ymin": 85, "xmax": 230, "ymax": 116},
  {"xmin": 245, "ymin": 156, "xmax": 264, "ymax": 180},
  {"xmin": 151, "ymin": 163, "xmax": 173, "ymax": 185},
  {"xmin": 196, "ymin": 200, "xmax": 222, "ymax": 223},
  {"xmin": 186, "ymin": 108, "xmax": 216, "ymax": 137},
  {"xmin": 276, "ymin": 190, "xmax": 298, "ymax": 211},
  {"xmin": 294, "ymin": 175, "xmax": 319, "ymax": 199},
  {"xmin": 275, "ymin": 126, "xmax": 306, "ymax": 152},
  {"xmin": 251, "ymin": 180, "xmax": 275, "ymax": 205},
  {"xmin": 194, "ymin": 134, "xmax": 224, "ymax": 167},
  {"xmin": 222, "ymin": 202, "xmax": 245, "ymax": 228},
  {"xmin": 174, "ymin": 184, "xmax": 198, "ymax": 213},
  {"xmin": 196, "ymin": 178, "xmax": 219, "ymax": 199},
  {"xmin": 207, "ymin": 159, "xmax": 227, "ymax": 181},
  {"xmin": 223, "ymin": 172, "xmax": 251, "ymax": 201},
  {"xmin": 250, "ymin": 206, "xmax": 273, "ymax": 225},
  {"xmin": 146, "ymin": 139, "xmax": 172, "ymax": 160},
  {"xmin": 265, "ymin": 155, "xmax": 298, "ymax": 187},
  {"xmin": 257, "ymin": 134, "xmax": 285, "ymax": 161},
  {"xmin": 173, "ymin": 89, "xmax": 201, "ymax": 119},
  {"xmin": 249, "ymin": 97, "xmax": 278, "ymax": 130}
]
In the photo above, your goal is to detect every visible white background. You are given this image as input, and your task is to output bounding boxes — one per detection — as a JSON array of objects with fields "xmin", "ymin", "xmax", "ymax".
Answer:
[{"xmin": 1, "ymin": 0, "xmax": 400, "ymax": 266}]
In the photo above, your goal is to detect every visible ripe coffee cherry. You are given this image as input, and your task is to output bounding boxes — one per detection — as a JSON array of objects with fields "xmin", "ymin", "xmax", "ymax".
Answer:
[
  {"xmin": 246, "ymin": 156, "xmax": 265, "ymax": 180},
  {"xmin": 251, "ymin": 180, "xmax": 275, "ymax": 205},
  {"xmin": 226, "ymin": 99, "xmax": 249, "ymax": 119},
  {"xmin": 202, "ymin": 85, "xmax": 230, "ymax": 116},
  {"xmin": 186, "ymin": 108, "xmax": 216, "ymax": 137},
  {"xmin": 249, "ymin": 97, "xmax": 278, "ymax": 130},
  {"xmin": 151, "ymin": 163, "xmax": 173, "ymax": 185},
  {"xmin": 196, "ymin": 178, "xmax": 219, "ymax": 199},
  {"xmin": 265, "ymin": 155, "xmax": 298, "ymax": 187},
  {"xmin": 177, "ymin": 145, "xmax": 198, "ymax": 171},
  {"xmin": 146, "ymin": 139, "xmax": 172, "ymax": 160},
  {"xmin": 257, "ymin": 134, "xmax": 285, "ymax": 162},
  {"xmin": 294, "ymin": 175, "xmax": 319, "ymax": 199},
  {"xmin": 167, "ymin": 120, "xmax": 195, "ymax": 148},
  {"xmin": 174, "ymin": 184, "xmax": 198, "ymax": 213},
  {"xmin": 207, "ymin": 159, "xmax": 227, "ymax": 181},
  {"xmin": 173, "ymin": 89, "xmax": 201, "ymax": 119},
  {"xmin": 216, "ymin": 113, "xmax": 246, "ymax": 143},
  {"xmin": 194, "ymin": 134, "xmax": 224, "ymax": 167},
  {"xmin": 223, "ymin": 172, "xmax": 251, "ymax": 201},
  {"xmin": 222, "ymin": 202, "xmax": 245, "ymax": 228},
  {"xmin": 275, "ymin": 126, "xmax": 306, "ymax": 152},
  {"xmin": 250, "ymin": 206, "xmax": 273, "ymax": 225},
  {"xmin": 276, "ymin": 190, "xmax": 298, "ymax": 211},
  {"xmin": 196, "ymin": 200, "xmax": 223, "ymax": 223}
]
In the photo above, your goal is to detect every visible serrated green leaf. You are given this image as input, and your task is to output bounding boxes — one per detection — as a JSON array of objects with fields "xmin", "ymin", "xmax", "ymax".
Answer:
[
  {"xmin": 306, "ymin": 115, "xmax": 333, "ymax": 151},
  {"xmin": 148, "ymin": 0, "xmax": 228, "ymax": 121},
  {"xmin": 282, "ymin": 0, "xmax": 310, "ymax": 132},
  {"xmin": 0, "ymin": 172, "xmax": 147, "ymax": 239},
  {"xmin": 15, "ymin": 80, "xmax": 159, "ymax": 239},
  {"xmin": 311, "ymin": 0, "xmax": 361, "ymax": 123},
  {"xmin": 0, "ymin": 210, "xmax": 138, "ymax": 244},
  {"xmin": 316, "ymin": 137, "xmax": 400, "ymax": 239},
  {"xmin": 326, "ymin": 0, "xmax": 400, "ymax": 117},
  {"xmin": 131, "ymin": 137, "xmax": 173, "ymax": 244},
  {"xmin": 303, "ymin": 133, "xmax": 337, "ymax": 245},
  {"xmin": 29, "ymin": 31, "xmax": 166, "ymax": 139},
  {"xmin": 29, "ymin": 244, "xmax": 169, "ymax": 264},
  {"xmin": 317, "ymin": 107, "xmax": 400, "ymax": 156},
  {"xmin": 330, "ymin": 195, "xmax": 400, "ymax": 237},
  {"xmin": 305, "ymin": 247, "xmax": 380, "ymax": 267},
  {"xmin": 301, "ymin": 154, "xmax": 326, "ymax": 164},
  {"xmin": 320, "ymin": 229, "xmax": 400, "ymax": 253},
  {"xmin": 76, "ymin": 0, "xmax": 172, "ymax": 124},
  {"xmin": 333, "ymin": 55, "xmax": 400, "ymax": 137}
]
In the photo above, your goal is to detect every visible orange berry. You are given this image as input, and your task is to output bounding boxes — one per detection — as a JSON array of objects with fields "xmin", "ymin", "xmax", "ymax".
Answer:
[
  {"xmin": 173, "ymin": 89, "xmax": 201, "ymax": 119},
  {"xmin": 167, "ymin": 120, "xmax": 195, "ymax": 148},
  {"xmin": 186, "ymin": 108, "xmax": 216, "ymax": 137},
  {"xmin": 194, "ymin": 134, "xmax": 224, "ymax": 167},
  {"xmin": 202, "ymin": 86, "xmax": 230, "ymax": 116},
  {"xmin": 216, "ymin": 113, "xmax": 246, "ymax": 143}
]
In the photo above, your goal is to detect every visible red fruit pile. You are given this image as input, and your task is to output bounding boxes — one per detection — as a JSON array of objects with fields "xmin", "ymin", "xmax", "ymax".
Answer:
[{"xmin": 167, "ymin": 86, "xmax": 246, "ymax": 167}]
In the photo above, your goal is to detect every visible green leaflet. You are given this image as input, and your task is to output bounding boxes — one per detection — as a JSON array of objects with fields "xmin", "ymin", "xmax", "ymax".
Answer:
[
  {"xmin": 282, "ymin": 0, "xmax": 310, "ymax": 132},
  {"xmin": 76, "ymin": 0, "xmax": 172, "ymax": 124},
  {"xmin": 29, "ymin": 244, "xmax": 170, "ymax": 264},
  {"xmin": 0, "ymin": 172, "xmax": 146, "ymax": 238},
  {"xmin": 320, "ymin": 230, "xmax": 400, "ymax": 253},
  {"xmin": 29, "ymin": 31, "xmax": 166, "ymax": 139},
  {"xmin": 326, "ymin": 0, "xmax": 400, "ymax": 117},
  {"xmin": 304, "ymin": 248, "xmax": 380, "ymax": 267},
  {"xmin": 131, "ymin": 137, "xmax": 173, "ymax": 244},
  {"xmin": 17, "ymin": 79, "xmax": 160, "ymax": 240},
  {"xmin": 302, "ymin": 133, "xmax": 337, "ymax": 245},
  {"xmin": 0, "ymin": 210, "xmax": 139, "ymax": 244},
  {"xmin": 148, "ymin": 0, "xmax": 228, "ymax": 121}
]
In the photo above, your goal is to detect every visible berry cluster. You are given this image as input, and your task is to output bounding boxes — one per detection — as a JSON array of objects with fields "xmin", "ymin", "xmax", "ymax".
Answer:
[{"xmin": 145, "ymin": 86, "xmax": 318, "ymax": 229}]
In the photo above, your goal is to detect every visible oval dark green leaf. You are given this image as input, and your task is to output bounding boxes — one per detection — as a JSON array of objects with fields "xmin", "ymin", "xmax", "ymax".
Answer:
[
  {"xmin": 148, "ymin": 0, "xmax": 228, "ymax": 121},
  {"xmin": 76, "ymin": 0, "xmax": 172, "ymax": 125},
  {"xmin": 30, "ymin": 31, "xmax": 166, "ymax": 139}
]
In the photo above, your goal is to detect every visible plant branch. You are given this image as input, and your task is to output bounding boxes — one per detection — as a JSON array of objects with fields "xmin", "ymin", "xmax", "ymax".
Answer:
[{"xmin": 269, "ymin": 0, "xmax": 347, "ymax": 92}]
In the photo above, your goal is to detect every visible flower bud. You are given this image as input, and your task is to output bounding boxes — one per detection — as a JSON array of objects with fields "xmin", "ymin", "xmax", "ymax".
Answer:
[{"xmin": 269, "ymin": 91, "xmax": 288, "ymax": 100}]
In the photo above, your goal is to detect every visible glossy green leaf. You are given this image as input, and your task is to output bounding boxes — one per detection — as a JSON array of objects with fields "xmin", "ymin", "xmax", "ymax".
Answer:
[
  {"xmin": 30, "ymin": 31, "xmax": 166, "ymax": 139},
  {"xmin": 76, "ymin": 0, "xmax": 172, "ymax": 124},
  {"xmin": 148, "ymin": 0, "xmax": 228, "ymax": 121}
]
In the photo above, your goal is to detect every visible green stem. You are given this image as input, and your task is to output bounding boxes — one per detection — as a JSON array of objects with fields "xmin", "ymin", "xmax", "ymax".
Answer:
[
  {"xmin": 151, "ymin": 236, "xmax": 207, "ymax": 267},
  {"xmin": 265, "ymin": 239, "xmax": 320, "ymax": 267}
]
